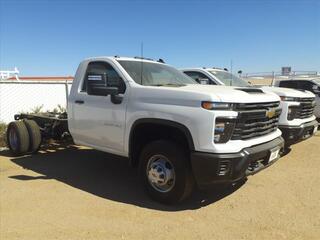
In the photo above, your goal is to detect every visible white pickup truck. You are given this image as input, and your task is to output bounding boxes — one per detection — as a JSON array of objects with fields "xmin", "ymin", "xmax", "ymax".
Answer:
[
  {"xmin": 275, "ymin": 78, "xmax": 320, "ymax": 120},
  {"xmin": 6, "ymin": 57, "xmax": 284, "ymax": 204},
  {"xmin": 182, "ymin": 67, "xmax": 318, "ymax": 147}
]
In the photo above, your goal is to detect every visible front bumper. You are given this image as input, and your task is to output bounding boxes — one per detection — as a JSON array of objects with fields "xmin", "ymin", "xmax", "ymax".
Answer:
[
  {"xmin": 279, "ymin": 120, "xmax": 318, "ymax": 146},
  {"xmin": 190, "ymin": 137, "xmax": 284, "ymax": 188}
]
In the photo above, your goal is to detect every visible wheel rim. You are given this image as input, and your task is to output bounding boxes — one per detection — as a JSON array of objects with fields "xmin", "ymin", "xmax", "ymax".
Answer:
[
  {"xmin": 146, "ymin": 154, "xmax": 176, "ymax": 193},
  {"xmin": 9, "ymin": 128, "xmax": 18, "ymax": 151}
]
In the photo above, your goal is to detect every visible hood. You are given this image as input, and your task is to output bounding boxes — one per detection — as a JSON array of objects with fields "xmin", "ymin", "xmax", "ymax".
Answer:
[
  {"xmin": 261, "ymin": 86, "xmax": 315, "ymax": 98},
  {"xmin": 132, "ymin": 84, "xmax": 281, "ymax": 108},
  {"xmin": 179, "ymin": 84, "xmax": 280, "ymax": 103}
]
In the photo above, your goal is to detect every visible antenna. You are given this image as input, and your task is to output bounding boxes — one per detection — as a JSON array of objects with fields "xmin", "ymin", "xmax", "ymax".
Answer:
[
  {"xmin": 230, "ymin": 59, "xmax": 233, "ymax": 86},
  {"xmin": 140, "ymin": 41, "xmax": 143, "ymax": 85}
]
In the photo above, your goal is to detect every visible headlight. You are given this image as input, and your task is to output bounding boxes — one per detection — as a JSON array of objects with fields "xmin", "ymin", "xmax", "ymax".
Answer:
[
  {"xmin": 202, "ymin": 101, "xmax": 233, "ymax": 110},
  {"xmin": 280, "ymin": 96, "xmax": 299, "ymax": 102},
  {"xmin": 287, "ymin": 106, "xmax": 299, "ymax": 120},
  {"xmin": 214, "ymin": 118, "xmax": 235, "ymax": 143}
]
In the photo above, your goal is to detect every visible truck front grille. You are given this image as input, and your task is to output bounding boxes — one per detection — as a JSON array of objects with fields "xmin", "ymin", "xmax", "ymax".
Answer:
[
  {"xmin": 296, "ymin": 98, "xmax": 315, "ymax": 119},
  {"xmin": 231, "ymin": 101, "xmax": 281, "ymax": 140},
  {"xmin": 234, "ymin": 101, "xmax": 280, "ymax": 111}
]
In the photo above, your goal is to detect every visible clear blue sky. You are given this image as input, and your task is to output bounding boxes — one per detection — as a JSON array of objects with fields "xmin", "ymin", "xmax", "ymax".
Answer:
[{"xmin": 0, "ymin": 0, "xmax": 319, "ymax": 76}]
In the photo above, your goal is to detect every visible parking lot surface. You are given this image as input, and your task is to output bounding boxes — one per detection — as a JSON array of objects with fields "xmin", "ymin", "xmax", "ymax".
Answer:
[{"xmin": 1, "ymin": 133, "xmax": 320, "ymax": 240}]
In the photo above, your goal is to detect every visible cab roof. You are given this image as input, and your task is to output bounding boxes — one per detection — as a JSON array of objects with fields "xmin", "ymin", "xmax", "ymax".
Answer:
[
  {"xmin": 84, "ymin": 56, "xmax": 165, "ymax": 64},
  {"xmin": 181, "ymin": 67, "xmax": 227, "ymax": 72}
]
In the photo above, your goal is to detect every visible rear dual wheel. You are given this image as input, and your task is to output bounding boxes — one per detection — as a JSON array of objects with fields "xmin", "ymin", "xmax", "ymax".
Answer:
[
  {"xmin": 6, "ymin": 120, "xmax": 41, "ymax": 155},
  {"xmin": 24, "ymin": 120, "xmax": 42, "ymax": 153},
  {"xmin": 7, "ymin": 121, "xmax": 30, "ymax": 155}
]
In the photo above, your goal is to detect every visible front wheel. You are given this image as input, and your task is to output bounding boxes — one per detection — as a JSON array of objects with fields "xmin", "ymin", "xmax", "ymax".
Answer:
[{"xmin": 139, "ymin": 140, "xmax": 194, "ymax": 204}]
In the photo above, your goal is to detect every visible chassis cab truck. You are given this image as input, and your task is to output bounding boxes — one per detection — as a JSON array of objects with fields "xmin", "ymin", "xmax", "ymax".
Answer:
[
  {"xmin": 7, "ymin": 57, "xmax": 284, "ymax": 204},
  {"xmin": 182, "ymin": 68, "xmax": 318, "ymax": 148}
]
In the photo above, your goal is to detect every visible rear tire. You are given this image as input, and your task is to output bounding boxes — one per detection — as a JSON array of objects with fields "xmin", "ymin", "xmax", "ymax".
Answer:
[
  {"xmin": 24, "ymin": 119, "xmax": 42, "ymax": 153},
  {"xmin": 6, "ymin": 121, "xmax": 30, "ymax": 155},
  {"xmin": 139, "ymin": 140, "xmax": 194, "ymax": 204}
]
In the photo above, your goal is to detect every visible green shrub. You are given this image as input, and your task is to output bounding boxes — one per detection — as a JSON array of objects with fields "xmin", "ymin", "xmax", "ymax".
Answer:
[
  {"xmin": 30, "ymin": 105, "xmax": 44, "ymax": 114},
  {"xmin": 0, "ymin": 122, "xmax": 7, "ymax": 148}
]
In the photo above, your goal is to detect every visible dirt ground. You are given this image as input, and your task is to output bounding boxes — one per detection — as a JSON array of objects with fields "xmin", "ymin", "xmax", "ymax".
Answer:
[
  {"xmin": 245, "ymin": 77, "xmax": 274, "ymax": 86},
  {"xmin": 0, "ymin": 133, "xmax": 320, "ymax": 240}
]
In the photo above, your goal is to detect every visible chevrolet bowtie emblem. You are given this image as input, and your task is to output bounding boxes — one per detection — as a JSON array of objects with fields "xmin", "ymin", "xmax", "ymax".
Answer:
[{"xmin": 266, "ymin": 108, "xmax": 276, "ymax": 118}]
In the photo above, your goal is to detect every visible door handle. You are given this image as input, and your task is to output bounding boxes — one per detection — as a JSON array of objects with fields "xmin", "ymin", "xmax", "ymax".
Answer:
[{"xmin": 75, "ymin": 100, "xmax": 84, "ymax": 104}]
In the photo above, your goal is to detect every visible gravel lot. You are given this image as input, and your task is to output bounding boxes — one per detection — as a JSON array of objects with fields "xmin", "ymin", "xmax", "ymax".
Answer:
[{"xmin": 1, "ymin": 132, "xmax": 319, "ymax": 240}]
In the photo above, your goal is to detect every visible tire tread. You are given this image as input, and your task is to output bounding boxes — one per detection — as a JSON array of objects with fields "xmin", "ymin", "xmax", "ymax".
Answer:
[
  {"xmin": 6, "ymin": 121, "xmax": 30, "ymax": 155},
  {"xmin": 139, "ymin": 140, "xmax": 194, "ymax": 204},
  {"xmin": 24, "ymin": 119, "xmax": 42, "ymax": 153}
]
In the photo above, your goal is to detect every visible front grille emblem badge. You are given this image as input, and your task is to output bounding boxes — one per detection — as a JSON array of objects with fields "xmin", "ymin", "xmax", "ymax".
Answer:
[{"xmin": 266, "ymin": 108, "xmax": 276, "ymax": 118}]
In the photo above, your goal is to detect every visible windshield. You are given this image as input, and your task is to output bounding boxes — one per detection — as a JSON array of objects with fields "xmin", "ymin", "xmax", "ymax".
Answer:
[
  {"xmin": 118, "ymin": 60, "xmax": 197, "ymax": 86},
  {"xmin": 208, "ymin": 70, "xmax": 250, "ymax": 87}
]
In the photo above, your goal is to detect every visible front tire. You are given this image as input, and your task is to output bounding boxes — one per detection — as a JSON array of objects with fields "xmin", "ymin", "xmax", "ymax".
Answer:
[{"xmin": 139, "ymin": 140, "xmax": 194, "ymax": 204}]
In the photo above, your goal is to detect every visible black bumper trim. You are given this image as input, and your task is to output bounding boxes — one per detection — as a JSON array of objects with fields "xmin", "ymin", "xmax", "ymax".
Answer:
[
  {"xmin": 190, "ymin": 137, "xmax": 284, "ymax": 188},
  {"xmin": 279, "ymin": 120, "xmax": 318, "ymax": 146}
]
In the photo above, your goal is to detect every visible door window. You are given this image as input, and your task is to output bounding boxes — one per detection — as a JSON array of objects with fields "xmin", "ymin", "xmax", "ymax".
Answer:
[
  {"xmin": 82, "ymin": 61, "xmax": 126, "ymax": 94},
  {"xmin": 279, "ymin": 80, "xmax": 298, "ymax": 88},
  {"xmin": 297, "ymin": 81, "xmax": 314, "ymax": 91},
  {"xmin": 183, "ymin": 71, "xmax": 213, "ymax": 84}
]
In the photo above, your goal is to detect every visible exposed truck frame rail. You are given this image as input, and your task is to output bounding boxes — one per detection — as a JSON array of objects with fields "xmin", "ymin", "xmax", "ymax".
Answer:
[{"xmin": 14, "ymin": 113, "xmax": 70, "ymax": 141}]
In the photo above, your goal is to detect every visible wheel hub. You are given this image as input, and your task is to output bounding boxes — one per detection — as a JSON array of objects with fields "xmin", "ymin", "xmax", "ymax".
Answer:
[
  {"xmin": 9, "ymin": 129, "xmax": 18, "ymax": 151},
  {"xmin": 147, "ymin": 155, "xmax": 175, "ymax": 193}
]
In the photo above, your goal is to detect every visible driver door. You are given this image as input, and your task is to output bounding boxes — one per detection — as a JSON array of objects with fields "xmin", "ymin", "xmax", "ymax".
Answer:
[{"xmin": 72, "ymin": 60, "xmax": 128, "ymax": 155}]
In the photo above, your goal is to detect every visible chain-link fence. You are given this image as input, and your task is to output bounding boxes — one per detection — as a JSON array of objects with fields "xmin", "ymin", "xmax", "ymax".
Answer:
[{"xmin": 0, "ymin": 81, "xmax": 72, "ymax": 124}]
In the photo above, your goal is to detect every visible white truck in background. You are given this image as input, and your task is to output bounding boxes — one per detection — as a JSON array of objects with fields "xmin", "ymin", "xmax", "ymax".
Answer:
[
  {"xmin": 6, "ymin": 57, "xmax": 284, "ymax": 204},
  {"xmin": 275, "ymin": 78, "xmax": 320, "ymax": 120},
  {"xmin": 182, "ymin": 68, "xmax": 318, "ymax": 147}
]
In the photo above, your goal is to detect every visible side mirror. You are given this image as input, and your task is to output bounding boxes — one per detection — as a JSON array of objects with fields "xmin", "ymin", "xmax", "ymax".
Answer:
[
  {"xmin": 87, "ymin": 84, "xmax": 119, "ymax": 96},
  {"xmin": 86, "ymin": 73, "xmax": 123, "ymax": 104},
  {"xmin": 86, "ymin": 73, "xmax": 119, "ymax": 96}
]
